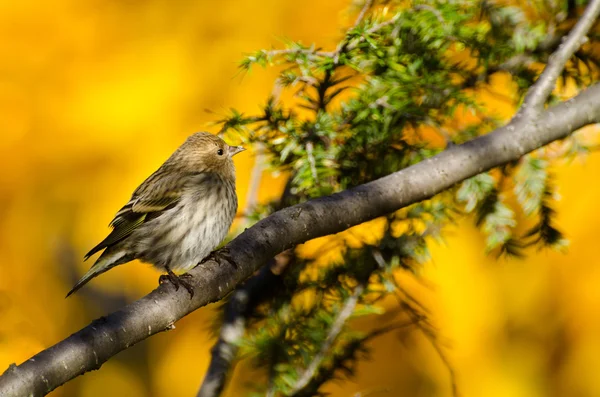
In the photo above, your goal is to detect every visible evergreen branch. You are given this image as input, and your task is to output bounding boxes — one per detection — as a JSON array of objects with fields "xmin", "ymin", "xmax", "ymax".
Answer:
[
  {"xmin": 332, "ymin": 0, "xmax": 374, "ymax": 62},
  {"xmin": 521, "ymin": 0, "xmax": 600, "ymax": 115},
  {"xmin": 262, "ymin": 0, "xmax": 376, "ymax": 64},
  {"xmin": 197, "ymin": 256, "xmax": 289, "ymax": 397},
  {"xmin": 413, "ymin": 4, "xmax": 459, "ymax": 42},
  {"xmin": 290, "ymin": 321, "xmax": 419, "ymax": 397},
  {"xmin": 453, "ymin": 30, "xmax": 562, "ymax": 90},
  {"xmin": 262, "ymin": 48, "xmax": 332, "ymax": 61},
  {"xmin": 289, "ymin": 283, "xmax": 365, "ymax": 396},
  {"xmin": 1, "ymin": 80, "xmax": 600, "ymax": 395},
  {"xmin": 342, "ymin": 14, "xmax": 400, "ymax": 55}
]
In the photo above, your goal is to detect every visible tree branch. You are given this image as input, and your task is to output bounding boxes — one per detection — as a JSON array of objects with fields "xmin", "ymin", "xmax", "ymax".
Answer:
[
  {"xmin": 263, "ymin": 0, "xmax": 375, "ymax": 63},
  {"xmin": 243, "ymin": 148, "xmax": 264, "ymax": 214},
  {"xmin": 197, "ymin": 253, "xmax": 293, "ymax": 397},
  {"xmin": 521, "ymin": 0, "xmax": 600, "ymax": 115},
  {"xmin": 289, "ymin": 282, "xmax": 365, "ymax": 396},
  {"xmin": 290, "ymin": 321, "xmax": 421, "ymax": 397},
  {"xmin": 197, "ymin": 263, "xmax": 275, "ymax": 397}
]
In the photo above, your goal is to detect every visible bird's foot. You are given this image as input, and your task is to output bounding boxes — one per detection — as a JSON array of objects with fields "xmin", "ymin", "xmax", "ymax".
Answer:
[
  {"xmin": 202, "ymin": 247, "xmax": 237, "ymax": 268},
  {"xmin": 159, "ymin": 268, "xmax": 195, "ymax": 298}
]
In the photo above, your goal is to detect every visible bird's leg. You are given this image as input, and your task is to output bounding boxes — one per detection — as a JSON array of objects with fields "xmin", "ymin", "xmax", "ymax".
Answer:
[
  {"xmin": 202, "ymin": 247, "xmax": 237, "ymax": 268},
  {"xmin": 159, "ymin": 267, "xmax": 195, "ymax": 298}
]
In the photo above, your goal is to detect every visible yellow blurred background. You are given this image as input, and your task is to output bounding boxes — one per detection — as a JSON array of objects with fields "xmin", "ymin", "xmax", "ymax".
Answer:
[{"xmin": 1, "ymin": 0, "xmax": 600, "ymax": 396}]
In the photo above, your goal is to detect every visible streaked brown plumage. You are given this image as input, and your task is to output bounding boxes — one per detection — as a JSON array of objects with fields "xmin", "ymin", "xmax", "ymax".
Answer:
[{"xmin": 67, "ymin": 132, "xmax": 245, "ymax": 297}]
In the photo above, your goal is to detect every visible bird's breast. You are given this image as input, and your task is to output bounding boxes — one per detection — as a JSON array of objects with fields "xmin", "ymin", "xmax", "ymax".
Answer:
[{"xmin": 134, "ymin": 178, "xmax": 237, "ymax": 272}]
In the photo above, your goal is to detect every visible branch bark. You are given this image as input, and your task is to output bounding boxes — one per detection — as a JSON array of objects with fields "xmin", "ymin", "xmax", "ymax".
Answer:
[{"xmin": 1, "ymin": 2, "xmax": 600, "ymax": 396}]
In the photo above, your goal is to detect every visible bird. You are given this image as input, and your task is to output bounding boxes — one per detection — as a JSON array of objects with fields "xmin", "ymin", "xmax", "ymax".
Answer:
[{"xmin": 66, "ymin": 132, "xmax": 245, "ymax": 298}]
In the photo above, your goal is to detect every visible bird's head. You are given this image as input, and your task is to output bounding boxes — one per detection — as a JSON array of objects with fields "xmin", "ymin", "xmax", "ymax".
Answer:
[{"xmin": 175, "ymin": 132, "xmax": 245, "ymax": 180}]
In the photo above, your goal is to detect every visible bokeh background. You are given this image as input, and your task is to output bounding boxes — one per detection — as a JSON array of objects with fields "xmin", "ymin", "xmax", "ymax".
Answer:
[{"xmin": 2, "ymin": 1, "xmax": 600, "ymax": 396}]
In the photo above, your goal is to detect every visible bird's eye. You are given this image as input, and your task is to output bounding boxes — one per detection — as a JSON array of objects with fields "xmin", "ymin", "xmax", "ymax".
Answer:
[{"xmin": 217, "ymin": 149, "xmax": 224, "ymax": 156}]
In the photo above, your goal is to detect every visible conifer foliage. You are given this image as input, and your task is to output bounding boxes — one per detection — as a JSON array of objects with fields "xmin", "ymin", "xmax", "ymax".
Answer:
[{"xmin": 209, "ymin": 0, "xmax": 600, "ymax": 395}]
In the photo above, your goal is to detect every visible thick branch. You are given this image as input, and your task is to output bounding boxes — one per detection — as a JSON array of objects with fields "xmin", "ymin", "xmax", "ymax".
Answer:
[
  {"xmin": 521, "ymin": 0, "xmax": 600, "ymax": 114},
  {"xmin": 1, "ymin": 81, "xmax": 599, "ymax": 396}
]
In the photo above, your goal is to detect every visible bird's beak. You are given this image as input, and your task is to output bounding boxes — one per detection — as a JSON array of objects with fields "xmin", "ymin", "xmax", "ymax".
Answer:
[{"xmin": 228, "ymin": 145, "xmax": 246, "ymax": 157}]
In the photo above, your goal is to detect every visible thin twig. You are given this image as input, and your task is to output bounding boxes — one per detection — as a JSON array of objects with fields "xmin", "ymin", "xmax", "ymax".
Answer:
[
  {"xmin": 316, "ymin": 15, "xmax": 401, "ymax": 61},
  {"xmin": 499, "ymin": 53, "xmax": 536, "ymax": 71},
  {"xmin": 376, "ymin": 245, "xmax": 456, "ymax": 397},
  {"xmin": 402, "ymin": 301, "xmax": 458, "ymax": 397},
  {"xmin": 264, "ymin": 0, "xmax": 392, "ymax": 68},
  {"xmin": 290, "ymin": 283, "xmax": 365, "ymax": 395},
  {"xmin": 197, "ymin": 272, "xmax": 265, "ymax": 397},
  {"xmin": 413, "ymin": 4, "xmax": 459, "ymax": 42},
  {"xmin": 332, "ymin": 0, "xmax": 375, "ymax": 62},
  {"xmin": 292, "ymin": 320, "xmax": 421, "ymax": 397},
  {"xmin": 197, "ymin": 254, "xmax": 293, "ymax": 397},
  {"xmin": 264, "ymin": 0, "xmax": 375, "ymax": 65},
  {"xmin": 520, "ymin": 0, "xmax": 600, "ymax": 115},
  {"xmin": 305, "ymin": 142, "xmax": 319, "ymax": 184},
  {"xmin": 343, "ymin": 14, "xmax": 401, "ymax": 55},
  {"xmin": 414, "ymin": 4, "xmax": 445, "ymax": 24},
  {"xmin": 243, "ymin": 147, "xmax": 264, "ymax": 214},
  {"xmin": 385, "ymin": 265, "xmax": 431, "ymax": 315},
  {"xmin": 353, "ymin": 0, "xmax": 374, "ymax": 29},
  {"xmin": 263, "ymin": 48, "xmax": 332, "ymax": 61}
]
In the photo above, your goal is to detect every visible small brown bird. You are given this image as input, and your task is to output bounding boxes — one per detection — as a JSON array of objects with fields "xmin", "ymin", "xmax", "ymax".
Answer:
[{"xmin": 67, "ymin": 132, "xmax": 245, "ymax": 297}]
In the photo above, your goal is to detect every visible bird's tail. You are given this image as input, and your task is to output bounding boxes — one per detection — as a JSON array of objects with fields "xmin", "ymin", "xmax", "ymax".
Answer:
[{"xmin": 66, "ymin": 250, "xmax": 134, "ymax": 298}]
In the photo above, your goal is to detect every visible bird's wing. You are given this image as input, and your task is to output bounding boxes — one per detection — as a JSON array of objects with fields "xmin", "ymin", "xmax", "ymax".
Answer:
[{"xmin": 84, "ymin": 170, "xmax": 186, "ymax": 260}]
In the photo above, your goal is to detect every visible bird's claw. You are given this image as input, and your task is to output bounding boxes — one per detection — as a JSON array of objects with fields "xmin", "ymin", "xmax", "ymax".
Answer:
[
  {"xmin": 159, "ymin": 269, "xmax": 195, "ymax": 298},
  {"xmin": 202, "ymin": 247, "xmax": 237, "ymax": 268}
]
